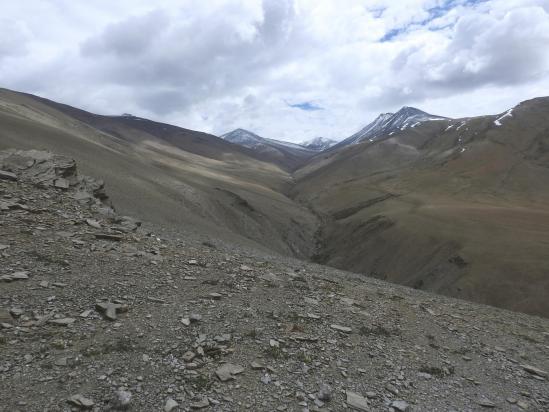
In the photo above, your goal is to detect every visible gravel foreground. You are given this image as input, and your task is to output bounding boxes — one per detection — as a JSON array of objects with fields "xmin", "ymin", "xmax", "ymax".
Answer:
[{"xmin": 1, "ymin": 150, "xmax": 548, "ymax": 411}]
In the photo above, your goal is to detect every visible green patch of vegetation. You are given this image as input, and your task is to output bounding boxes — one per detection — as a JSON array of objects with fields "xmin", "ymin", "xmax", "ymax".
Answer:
[
  {"xmin": 188, "ymin": 374, "xmax": 212, "ymax": 391},
  {"xmin": 264, "ymin": 345, "xmax": 287, "ymax": 359},
  {"xmin": 296, "ymin": 350, "xmax": 313, "ymax": 364}
]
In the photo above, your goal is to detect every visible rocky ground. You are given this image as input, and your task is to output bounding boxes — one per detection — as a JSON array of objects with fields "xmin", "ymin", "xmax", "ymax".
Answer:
[{"xmin": 1, "ymin": 150, "xmax": 548, "ymax": 411}]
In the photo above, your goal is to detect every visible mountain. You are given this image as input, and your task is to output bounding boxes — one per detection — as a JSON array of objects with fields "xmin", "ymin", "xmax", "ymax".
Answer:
[
  {"xmin": 332, "ymin": 106, "xmax": 448, "ymax": 150},
  {"xmin": 220, "ymin": 128, "xmax": 316, "ymax": 170},
  {"xmin": 293, "ymin": 97, "xmax": 549, "ymax": 317},
  {"xmin": 301, "ymin": 136, "xmax": 337, "ymax": 151},
  {"xmin": 0, "ymin": 88, "xmax": 318, "ymax": 259}
]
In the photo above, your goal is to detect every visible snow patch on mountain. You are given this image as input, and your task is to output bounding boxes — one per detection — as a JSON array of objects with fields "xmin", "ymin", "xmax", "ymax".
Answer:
[
  {"xmin": 336, "ymin": 107, "xmax": 449, "ymax": 148},
  {"xmin": 301, "ymin": 137, "xmax": 337, "ymax": 151},
  {"xmin": 494, "ymin": 109, "xmax": 513, "ymax": 126},
  {"xmin": 220, "ymin": 129, "xmax": 315, "ymax": 153}
]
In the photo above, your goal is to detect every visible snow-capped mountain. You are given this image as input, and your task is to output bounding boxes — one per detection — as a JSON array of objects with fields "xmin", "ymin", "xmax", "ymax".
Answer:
[
  {"xmin": 220, "ymin": 128, "xmax": 264, "ymax": 148},
  {"xmin": 220, "ymin": 128, "xmax": 316, "ymax": 170},
  {"xmin": 335, "ymin": 107, "xmax": 448, "ymax": 148},
  {"xmin": 221, "ymin": 128, "xmax": 309, "ymax": 151},
  {"xmin": 301, "ymin": 137, "xmax": 337, "ymax": 151}
]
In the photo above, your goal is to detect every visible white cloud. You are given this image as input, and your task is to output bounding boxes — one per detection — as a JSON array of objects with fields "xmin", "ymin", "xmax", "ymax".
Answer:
[{"xmin": 2, "ymin": 0, "xmax": 549, "ymax": 142}]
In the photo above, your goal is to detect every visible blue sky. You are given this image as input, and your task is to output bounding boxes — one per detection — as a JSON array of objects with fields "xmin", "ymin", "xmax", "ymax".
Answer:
[{"xmin": 287, "ymin": 101, "xmax": 324, "ymax": 111}]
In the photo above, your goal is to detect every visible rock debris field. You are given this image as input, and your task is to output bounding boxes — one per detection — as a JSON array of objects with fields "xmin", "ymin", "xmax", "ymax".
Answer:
[{"xmin": 1, "ymin": 149, "xmax": 548, "ymax": 411}]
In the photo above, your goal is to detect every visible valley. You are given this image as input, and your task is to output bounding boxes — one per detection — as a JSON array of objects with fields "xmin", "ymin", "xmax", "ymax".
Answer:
[{"xmin": 2, "ymin": 88, "xmax": 549, "ymax": 317}]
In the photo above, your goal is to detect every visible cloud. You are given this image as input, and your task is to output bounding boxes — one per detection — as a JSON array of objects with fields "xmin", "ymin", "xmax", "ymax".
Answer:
[
  {"xmin": 0, "ymin": 19, "xmax": 30, "ymax": 61},
  {"xmin": 2, "ymin": 0, "xmax": 549, "ymax": 142}
]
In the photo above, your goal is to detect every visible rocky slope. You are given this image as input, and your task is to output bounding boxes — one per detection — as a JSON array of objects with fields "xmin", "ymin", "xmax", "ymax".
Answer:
[{"xmin": 1, "ymin": 150, "xmax": 549, "ymax": 412}]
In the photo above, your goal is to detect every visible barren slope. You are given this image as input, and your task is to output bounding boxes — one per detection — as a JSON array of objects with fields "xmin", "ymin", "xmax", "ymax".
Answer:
[
  {"xmin": 293, "ymin": 97, "xmax": 549, "ymax": 317},
  {"xmin": 0, "ymin": 88, "xmax": 318, "ymax": 258}
]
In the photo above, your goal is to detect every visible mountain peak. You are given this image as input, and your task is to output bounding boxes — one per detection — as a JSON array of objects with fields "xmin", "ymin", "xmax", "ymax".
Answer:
[
  {"xmin": 396, "ymin": 106, "xmax": 426, "ymax": 115},
  {"xmin": 335, "ymin": 107, "xmax": 449, "ymax": 147}
]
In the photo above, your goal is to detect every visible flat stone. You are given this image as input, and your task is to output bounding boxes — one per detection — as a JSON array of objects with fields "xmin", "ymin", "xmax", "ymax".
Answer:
[
  {"xmin": 189, "ymin": 313, "xmax": 202, "ymax": 323},
  {"xmin": 86, "ymin": 218, "xmax": 102, "ymax": 229},
  {"xmin": 67, "ymin": 394, "xmax": 95, "ymax": 409},
  {"xmin": 164, "ymin": 398, "xmax": 178, "ymax": 412},
  {"xmin": 11, "ymin": 271, "xmax": 30, "ymax": 280},
  {"xmin": 391, "ymin": 400, "xmax": 411, "ymax": 411},
  {"xmin": 79, "ymin": 309, "xmax": 92, "ymax": 318},
  {"xmin": 55, "ymin": 357, "xmax": 69, "ymax": 366},
  {"xmin": 0, "ymin": 244, "xmax": 9, "ymax": 251},
  {"xmin": 0, "ymin": 170, "xmax": 17, "ymax": 181},
  {"xmin": 54, "ymin": 178, "xmax": 70, "ymax": 189},
  {"xmin": 478, "ymin": 398, "xmax": 496, "ymax": 408},
  {"xmin": 110, "ymin": 390, "xmax": 132, "ymax": 410},
  {"xmin": 209, "ymin": 292, "xmax": 222, "ymax": 300},
  {"xmin": 182, "ymin": 351, "xmax": 196, "ymax": 362},
  {"xmin": 190, "ymin": 398, "xmax": 209, "ymax": 409},
  {"xmin": 147, "ymin": 296, "xmax": 168, "ymax": 304},
  {"xmin": 317, "ymin": 384, "xmax": 332, "ymax": 401},
  {"xmin": 346, "ymin": 391, "xmax": 369, "ymax": 411},
  {"xmin": 95, "ymin": 302, "xmax": 128, "ymax": 321},
  {"xmin": 216, "ymin": 363, "xmax": 245, "ymax": 382},
  {"xmin": 331, "ymin": 324, "xmax": 352, "ymax": 333},
  {"xmin": 94, "ymin": 233, "xmax": 123, "ymax": 241},
  {"xmin": 9, "ymin": 308, "xmax": 23, "ymax": 317},
  {"xmin": 0, "ymin": 308, "xmax": 13, "ymax": 324},
  {"xmin": 251, "ymin": 361, "xmax": 265, "ymax": 370},
  {"xmin": 49, "ymin": 318, "xmax": 76, "ymax": 326},
  {"xmin": 517, "ymin": 400, "xmax": 529, "ymax": 409},
  {"xmin": 521, "ymin": 364, "xmax": 547, "ymax": 377}
]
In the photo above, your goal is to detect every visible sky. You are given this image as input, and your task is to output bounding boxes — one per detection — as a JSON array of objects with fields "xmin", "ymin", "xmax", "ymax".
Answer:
[{"xmin": 2, "ymin": 0, "xmax": 549, "ymax": 142}]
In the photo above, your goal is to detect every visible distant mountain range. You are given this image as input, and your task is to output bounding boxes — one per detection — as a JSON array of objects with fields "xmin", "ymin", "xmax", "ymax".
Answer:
[
  {"xmin": 220, "ymin": 128, "xmax": 317, "ymax": 171},
  {"xmin": 222, "ymin": 107, "xmax": 448, "ymax": 157}
]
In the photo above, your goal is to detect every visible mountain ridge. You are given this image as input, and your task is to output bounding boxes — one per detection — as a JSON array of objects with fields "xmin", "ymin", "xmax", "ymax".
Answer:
[{"xmin": 331, "ymin": 106, "xmax": 449, "ymax": 150}]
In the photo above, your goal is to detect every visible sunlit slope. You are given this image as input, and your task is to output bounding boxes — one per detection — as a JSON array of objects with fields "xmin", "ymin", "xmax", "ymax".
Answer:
[{"xmin": 0, "ymin": 88, "xmax": 318, "ymax": 257}]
